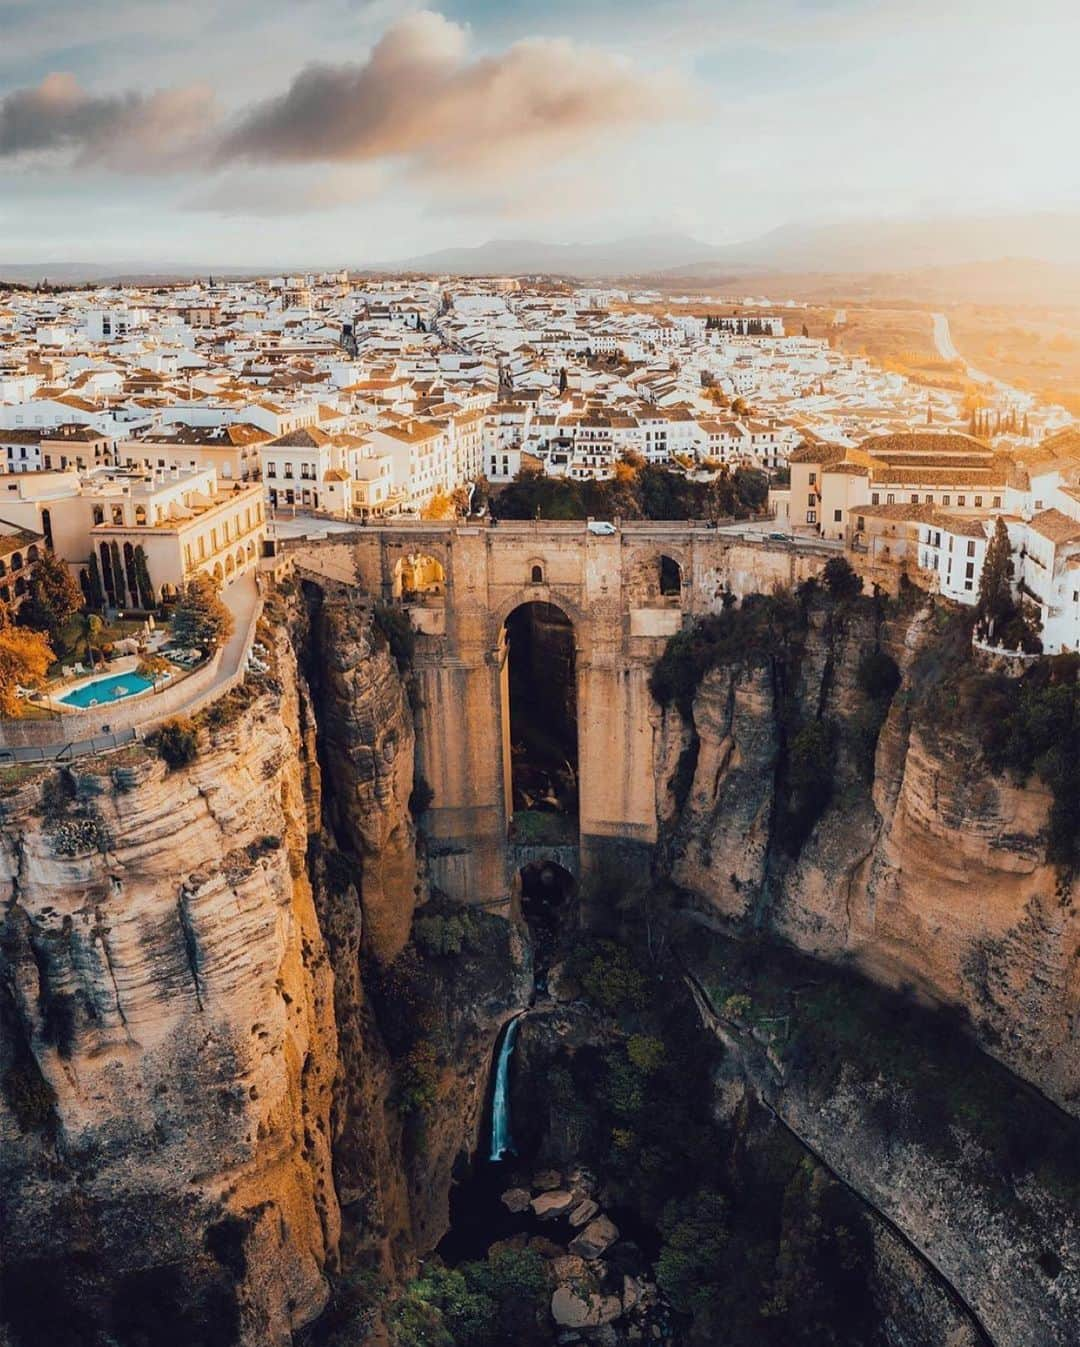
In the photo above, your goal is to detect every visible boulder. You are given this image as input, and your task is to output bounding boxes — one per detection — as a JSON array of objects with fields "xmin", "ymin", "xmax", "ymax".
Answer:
[
  {"xmin": 547, "ymin": 962, "xmax": 580, "ymax": 1002},
  {"xmin": 500, "ymin": 1187, "xmax": 531, "ymax": 1213},
  {"xmin": 531, "ymin": 1189, "xmax": 575, "ymax": 1220},
  {"xmin": 552, "ymin": 1254, "xmax": 589, "ymax": 1282},
  {"xmin": 532, "ymin": 1168, "xmax": 563, "ymax": 1192},
  {"xmin": 551, "ymin": 1286, "xmax": 622, "ymax": 1329},
  {"xmin": 568, "ymin": 1215, "xmax": 620, "ymax": 1260},
  {"xmin": 568, "ymin": 1198, "xmax": 599, "ymax": 1228}
]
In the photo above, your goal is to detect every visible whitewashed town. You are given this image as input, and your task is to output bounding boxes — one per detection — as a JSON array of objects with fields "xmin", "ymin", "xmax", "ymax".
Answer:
[{"xmin": 1, "ymin": 267, "xmax": 1080, "ymax": 719}]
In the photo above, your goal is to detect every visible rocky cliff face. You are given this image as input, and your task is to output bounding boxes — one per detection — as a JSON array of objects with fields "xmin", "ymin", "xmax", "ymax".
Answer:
[
  {"xmin": 656, "ymin": 599, "xmax": 1080, "ymax": 1111},
  {"xmin": 0, "ymin": 628, "xmax": 338, "ymax": 1347},
  {"xmin": 293, "ymin": 584, "xmax": 529, "ymax": 1284},
  {"xmin": 0, "ymin": 585, "xmax": 528, "ymax": 1346}
]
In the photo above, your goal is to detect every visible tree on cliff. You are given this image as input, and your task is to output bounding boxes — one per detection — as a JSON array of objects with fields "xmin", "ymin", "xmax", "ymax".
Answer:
[
  {"xmin": 19, "ymin": 550, "xmax": 83, "ymax": 642},
  {"xmin": 822, "ymin": 556, "xmax": 862, "ymax": 602},
  {"xmin": 976, "ymin": 516, "xmax": 1014, "ymax": 640},
  {"xmin": 0, "ymin": 605, "xmax": 54, "ymax": 716},
  {"xmin": 171, "ymin": 574, "xmax": 233, "ymax": 653}
]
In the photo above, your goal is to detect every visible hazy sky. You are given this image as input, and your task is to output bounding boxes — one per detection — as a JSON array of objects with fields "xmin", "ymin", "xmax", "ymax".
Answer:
[{"xmin": 1, "ymin": 0, "xmax": 1078, "ymax": 266}]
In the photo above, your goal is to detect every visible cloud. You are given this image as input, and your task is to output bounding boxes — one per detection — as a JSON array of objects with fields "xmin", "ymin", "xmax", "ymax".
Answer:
[
  {"xmin": 218, "ymin": 9, "xmax": 699, "ymax": 180},
  {"xmin": 0, "ymin": 72, "xmax": 216, "ymax": 170}
]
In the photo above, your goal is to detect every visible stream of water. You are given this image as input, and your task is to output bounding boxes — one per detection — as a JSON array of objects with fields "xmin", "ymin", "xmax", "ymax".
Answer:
[{"xmin": 489, "ymin": 1014, "xmax": 523, "ymax": 1161}]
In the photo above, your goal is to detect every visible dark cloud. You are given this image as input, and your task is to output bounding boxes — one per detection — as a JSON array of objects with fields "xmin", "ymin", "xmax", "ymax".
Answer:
[
  {"xmin": 0, "ymin": 72, "xmax": 216, "ymax": 169},
  {"xmin": 218, "ymin": 9, "xmax": 695, "ymax": 179},
  {"xmin": 0, "ymin": 9, "xmax": 696, "ymax": 188}
]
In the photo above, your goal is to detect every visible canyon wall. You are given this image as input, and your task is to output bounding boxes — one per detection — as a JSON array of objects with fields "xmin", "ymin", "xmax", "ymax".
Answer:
[
  {"xmin": 0, "ymin": 629, "xmax": 338, "ymax": 1347},
  {"xmin": 656, "ymin": 599, "xmax": 1080, "ymax": 1111}
]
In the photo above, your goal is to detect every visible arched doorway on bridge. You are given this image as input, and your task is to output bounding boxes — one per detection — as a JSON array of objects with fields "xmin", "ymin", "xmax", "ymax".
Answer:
[
  {"xmin": 393, "ymin": 552, "xmax": 445, "ymax": 603},
  {"xmin": 503, "ymin": 601, "xmax": 578, "ymax": 843},
  {"xmin": 659, "ymin": 554, "xmax": 682, "ymax": 597}
]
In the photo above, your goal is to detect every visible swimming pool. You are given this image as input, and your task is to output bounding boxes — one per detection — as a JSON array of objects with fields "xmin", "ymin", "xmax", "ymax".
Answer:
[{"xmin": 59, "ymin": 672, "xmax": 155, "ymax": 708}]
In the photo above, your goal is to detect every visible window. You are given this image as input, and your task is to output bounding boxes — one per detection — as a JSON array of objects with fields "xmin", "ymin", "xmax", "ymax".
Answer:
[
  {"xmin": 887, "ymin": 493, "xmax": 895, "ymax": 505},
  {"xmin": 966, "ymin": 541, "xmax": 976, "ymax": 557},
  {"xmin": 266, "ymin": 463, "xmax": 276, "ymax": 478},
  {"xmin": 531, "ymin": 564, "xmax": 544, "ymax": 584},
  {"xmin": 925, "ymin": 494, "xmax": 933, "ymax": 503},
  {"xmin": 806, "ymin": 509, "xmax": 816, "ymax": 524},
  {"xmin": 993, "ymin": 496, "xmax": 1001, "ymax": 508},
  {"xmin": 957, "ymin": 495, "xmax": 966, "ymax": 506},
  {"xmin": 807, "ymin": 493, "xmax": 815, "ymax": 508},
  {"xmin": 910, "ymin": 493, "xmax": 919, "ymax": 504},
  {"xmin": 809, "ymin": 472, "xmax": 817, "ymax": 485},
  {"xmin": 965, "ymin": 563, "xmax": 975, "ymax": 579},
  {"xmin": 833, "ymin": 509, "xmax": 842, "ymax": 523},
  {"xmin": 943, "ymin": 495, "xmax": 950, "ymax": 506},
  {"xmin": 964, "ymin": 580, "xmax": 973, "ymax": 591},
  {"xmin": 284, "ymin": 463, "xmax": 293, "ymax": 479},
  {"xmin": 974, "ymin": 495, "xmax": 983, "ymax": 507}
]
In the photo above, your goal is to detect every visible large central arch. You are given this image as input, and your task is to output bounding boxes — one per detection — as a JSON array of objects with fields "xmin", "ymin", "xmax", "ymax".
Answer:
[{"xmin": 500, "ymin": 599, "xmax": 578, "ymax": 846}]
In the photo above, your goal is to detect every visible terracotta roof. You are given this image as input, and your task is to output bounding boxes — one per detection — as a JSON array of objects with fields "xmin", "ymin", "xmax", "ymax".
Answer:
[
  {"xmin": 1028, "ymin": 508, "xmax": 1080, "ymax": 545},
  {"xmin": 267, "ymin": 426, "xmax": 332, "ymax": 449}
]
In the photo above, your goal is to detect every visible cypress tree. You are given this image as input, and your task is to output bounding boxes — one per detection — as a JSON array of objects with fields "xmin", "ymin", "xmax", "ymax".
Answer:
[
  {"xmin": 976, "ymin": 516, "xmax": 1014, "ymax": 640},
  {"xmin": 87, "ymin": 552, "xmax": 106, "ymax": 609},
  {"xmin": 133, "ymin": 546, "xmax": 155, "ymax": 609},
  {"xmin": 110, "ymin": 541, "xmax": 126, "ymax": 607}
]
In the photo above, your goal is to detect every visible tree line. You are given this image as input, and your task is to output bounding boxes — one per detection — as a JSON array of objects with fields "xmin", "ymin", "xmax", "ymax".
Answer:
[{"xmin": 489, "ymin": 462, "xmax": 770, "ymax": 522}]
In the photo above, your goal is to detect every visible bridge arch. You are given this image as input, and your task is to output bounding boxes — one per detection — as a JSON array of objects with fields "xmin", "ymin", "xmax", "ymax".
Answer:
[
  {"xmin": 500, "ymin": 598, "xmax": 579, "ymax": 847},
  {"xmin": 491, "ymin": 587, "xmax": 590, "ymax": 657}
]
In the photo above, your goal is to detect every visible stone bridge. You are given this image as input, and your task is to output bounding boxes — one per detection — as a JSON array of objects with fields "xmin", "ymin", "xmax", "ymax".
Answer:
[{"xmin": 289, "ymin": 520, "xmax": 837, "ymax": 906}]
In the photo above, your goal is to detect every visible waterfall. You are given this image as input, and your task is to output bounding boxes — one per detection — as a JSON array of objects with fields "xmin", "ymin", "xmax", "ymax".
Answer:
[{"xmin": 488, "ymin": 1015, "xmax": 523, "ymax": 1162}]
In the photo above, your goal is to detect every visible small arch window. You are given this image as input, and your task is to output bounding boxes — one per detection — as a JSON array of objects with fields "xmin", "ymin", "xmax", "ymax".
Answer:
[
  {"xmin": 530, "ymin": 564, "xmax": 544, "ymax": 584},
  {"xmin": 659, "ymin": 555, "xmax": 682, "ymax": 597}
]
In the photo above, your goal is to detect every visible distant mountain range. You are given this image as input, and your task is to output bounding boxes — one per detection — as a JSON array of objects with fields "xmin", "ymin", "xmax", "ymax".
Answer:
[
  {"xmin": 382, "ymin": 233, "xmax": 720, "ymax": 278},
  {"xmin": 6, "ymin": 212, "xmax": 1080, "ymax": 298},
  {"xmin": 386, "ymin": 213, "xmax": 1080, "ymax": 280}
]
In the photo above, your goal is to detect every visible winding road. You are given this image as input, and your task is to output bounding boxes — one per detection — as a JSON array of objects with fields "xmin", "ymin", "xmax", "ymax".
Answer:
[{"xmin": 931, "ymin": 312, "xmax": 997, "ymax": 388}]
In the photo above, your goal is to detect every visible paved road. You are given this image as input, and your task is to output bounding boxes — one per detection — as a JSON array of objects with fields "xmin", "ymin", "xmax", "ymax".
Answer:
[
  {"xmin": 932, "ymin": 311, "xmax": 996, "ymax": 386},
  {"xmin": 270, "ymin": 514, "xmax": 363, "ymax": 541}
]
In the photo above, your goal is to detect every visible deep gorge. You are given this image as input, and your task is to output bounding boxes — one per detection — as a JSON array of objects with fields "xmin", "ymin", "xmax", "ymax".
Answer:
[{"xmin": 0, "ymin": 573, "xmax": 1077, "ymax": 1346}]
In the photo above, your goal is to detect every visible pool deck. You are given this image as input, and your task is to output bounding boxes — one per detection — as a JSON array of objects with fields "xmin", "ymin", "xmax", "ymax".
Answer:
[{"xmin": 0, "ymin": 573, "xmax": 262, "ymax": 761}]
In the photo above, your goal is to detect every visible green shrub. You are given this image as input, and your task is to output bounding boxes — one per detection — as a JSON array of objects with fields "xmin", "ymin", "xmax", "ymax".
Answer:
[
  {"xmin": 154, "ymin": 717, "xmax": 199, "ymax": 768},
  {"xmin": 414, "ymin": 912, "xmax": 478, "ymax": 957},
  {"xmin": 649, "ymin": 593, "xmax": 804, "ymax": 717},
  {"xmin": 398, "ymin": 1039, "xmax": 439, "ymax": 1115},
  {"xmin": 390, "ymin": 1248, "xmax": 549, "ymax": 1347},
  {"xmin": 577, "ymin": 939, "xmax": 650, "ymax": 1013}
]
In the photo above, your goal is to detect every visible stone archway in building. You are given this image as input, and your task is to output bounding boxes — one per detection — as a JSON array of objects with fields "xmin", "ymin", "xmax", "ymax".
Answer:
[{"xmin": 392, "ymin": 552, "xmax": 446, "ymax": 602}]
